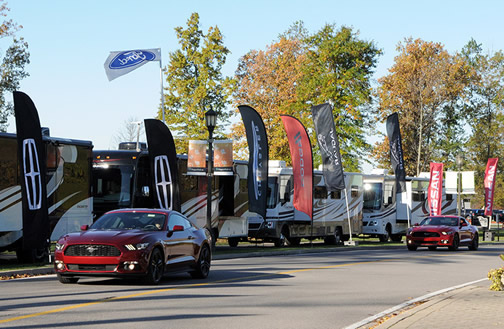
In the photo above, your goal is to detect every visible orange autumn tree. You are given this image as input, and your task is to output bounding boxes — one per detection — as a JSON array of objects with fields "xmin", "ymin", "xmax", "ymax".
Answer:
[
  {"xmin": 373, "ymin": 38, "xmax": 471, "ymax": 176},
  {"xmin": 232, "ymin": 36, "xmax": 307, "ymax": 163}
]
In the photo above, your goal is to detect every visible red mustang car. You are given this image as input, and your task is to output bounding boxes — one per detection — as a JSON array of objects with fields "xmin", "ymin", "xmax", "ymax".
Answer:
[
  {"xmin": 54, "ymin": 209, "xmax": 212, "ymax": 284},
  {"xmin": 406, "ymin": 215, "xmax": 479, "ymax": 251}
]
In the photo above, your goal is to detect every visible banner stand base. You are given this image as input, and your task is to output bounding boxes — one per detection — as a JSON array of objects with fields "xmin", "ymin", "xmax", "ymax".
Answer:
[{"xmin": 344, "ymin": 240, "xmax": 358, "ymax": 246}]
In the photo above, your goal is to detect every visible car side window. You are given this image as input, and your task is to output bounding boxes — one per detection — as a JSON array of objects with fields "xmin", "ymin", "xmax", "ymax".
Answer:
[{"xmin": 167, "ymin": 213, "xmax": 191, "ymax": 231}]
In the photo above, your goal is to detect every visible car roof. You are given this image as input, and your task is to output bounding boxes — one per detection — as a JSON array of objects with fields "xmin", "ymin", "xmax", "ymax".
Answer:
[{"xmin": 105, "ymin": 208, "xmax": 172, "ymax": 215}]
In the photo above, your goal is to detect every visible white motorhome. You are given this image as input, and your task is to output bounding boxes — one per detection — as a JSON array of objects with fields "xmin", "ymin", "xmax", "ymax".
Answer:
[
  {"xmin": 247, "ymin": 160, "xmax": 363, "ymax": 246},
  {"xmin": 362, "ymin": 169, "xmax": 457, "ymax": 242}
]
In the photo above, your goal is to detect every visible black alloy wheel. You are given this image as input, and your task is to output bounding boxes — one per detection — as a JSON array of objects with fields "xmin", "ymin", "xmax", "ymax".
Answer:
[
  {"xmin": 190, "ymin": 244, "xmax": 211, "ymax": 279},
  {"xmin": 407, "ymin": 245, "xmax": 417, "ymax": 251},
  {"xmin": 469, "ymin": 233, "xmax": 479, "ymax": 251},
  {"xmin": 448, "ymin": 234, "xmax": 460, "ymax": 251},
  {"xmin": 144, "ymin": 248, "xmax": 164, "ymax": 284}
]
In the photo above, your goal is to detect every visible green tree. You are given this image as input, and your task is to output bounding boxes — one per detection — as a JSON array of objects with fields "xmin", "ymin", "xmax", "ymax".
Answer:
[
  {"xmin": 460, "ymin": 39, "xmax": 504, "ymax": 208},
  {"xmin": 161, "ymin": 13, "xmax": 234, "ymax": 154},
  {"xmin": 0, "ymin": 1, "xmax": 30, "ymax": 132},
  {"xmin": 232, "ymin": 22, "xmax": 381, "ymax": 171},
  {"xmin": 299, "ymin": 24, "xmax": 381, "ymax": 171},
  {"xmin": 373, "ymin": 38, "xmax": 471, "ymax": 176}
]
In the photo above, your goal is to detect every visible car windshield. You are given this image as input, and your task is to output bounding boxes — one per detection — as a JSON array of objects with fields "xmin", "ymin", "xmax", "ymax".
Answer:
[
  {"xmin": 420, "ymin": 217, "xmax": 458, "ymax": 226},
  {"xmin": 91, "ymin": 212, "xmax": 166, "ymax": 231}
]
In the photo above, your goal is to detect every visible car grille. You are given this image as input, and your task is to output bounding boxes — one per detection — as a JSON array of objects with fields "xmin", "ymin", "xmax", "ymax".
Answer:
[
  {"xmin": 412, "ymin": 232, "xmax": 440, "ymax": 238},
  {"xmin": 65, "ymin": 244, "xmax": 121, "ymax": 257},
  {"xmin": 67, "ymin": 264, "xmax": 117, "ymax": 271}
]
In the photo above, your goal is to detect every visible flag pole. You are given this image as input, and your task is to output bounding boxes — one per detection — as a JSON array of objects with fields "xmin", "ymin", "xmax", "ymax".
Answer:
[
  {"xmin": 344, "ymin": 188, "xmax": 353, "ymax": 241},
  {"xmin": 159, "ymin": 56, "xmax": 165, "ymax": 124}
]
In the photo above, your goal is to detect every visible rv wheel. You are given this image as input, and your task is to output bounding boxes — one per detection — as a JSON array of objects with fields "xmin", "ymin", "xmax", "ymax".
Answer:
[
  {"xmin": 274, "ymin": 234, "xmax": 286, "ymax": 247},
  {"xmin": 379, "ymin": 225, "xmax": 391, "ymax": 242},
  {"xmin": 227, "ymin": 237, "xmax": 239, "ymax": 248}
]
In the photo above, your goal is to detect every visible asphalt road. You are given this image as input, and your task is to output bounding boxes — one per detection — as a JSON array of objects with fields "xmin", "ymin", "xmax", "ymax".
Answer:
[{"xmin": 1, "ymin": 245, "xmax": 502, "ymax": 329}]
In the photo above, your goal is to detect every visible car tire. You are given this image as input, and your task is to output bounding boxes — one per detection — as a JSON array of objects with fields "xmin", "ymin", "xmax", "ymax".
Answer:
[
  {"xmin": 448, "ymin": 234, "xmax": 460, "ymax": 251},
  {"xmin": 227, "ymin": 237, "xmax": 239, "ymax": 248},
  {"xmin": 190, "ymin": 244, "xmax": 211, "ymax": 279},
  {"xmin": 407, "ymin": 245, "xmax": 417, "ymax": 251},
  {"xmin": 469, "ymin": 233, "xmax": 479, "ymax": 251},
  {"xmin": 57, "ymin": 274, "xmax": 79, "ymax": 284},
  {"xmin": 143, "ymin": 248, "xmax": 164, "ymax": 285}
]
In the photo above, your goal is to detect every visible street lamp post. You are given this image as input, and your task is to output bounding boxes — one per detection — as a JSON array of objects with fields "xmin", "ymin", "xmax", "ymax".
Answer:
[
  {"xmin": 205, "ymin": 108, "xmax": 217, "ymax": 245},
  {"xmin": 456, "ymin": 154, "xmax": 463, "ymax": 217}
]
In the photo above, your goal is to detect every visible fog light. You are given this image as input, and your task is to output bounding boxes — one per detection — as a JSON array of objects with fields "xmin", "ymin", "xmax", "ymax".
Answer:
[
  {"xmin": 124, "ymin": 261, "xmax": 138, "ymax": 271},
  {"xmin": 55, "ymin": 261, "xmax": 64, "ymax": 270}
]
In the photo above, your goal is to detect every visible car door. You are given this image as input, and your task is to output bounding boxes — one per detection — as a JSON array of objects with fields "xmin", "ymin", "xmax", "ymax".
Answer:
[
  {"xmin": 458, "ymin": 217, "xmax": 472, "ymax": 244},
  {"xmin": 166, "ymin": 212, "xmax": 195, "ymax": 269}
]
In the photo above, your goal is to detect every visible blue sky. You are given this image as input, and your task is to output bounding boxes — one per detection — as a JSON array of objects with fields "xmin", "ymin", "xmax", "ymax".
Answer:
[{"xmin": 5, "ymin": 0, "xmax": 504, "ymax": 168}]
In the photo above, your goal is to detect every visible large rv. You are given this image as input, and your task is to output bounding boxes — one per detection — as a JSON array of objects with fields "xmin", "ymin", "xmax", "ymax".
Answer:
[
  {"xmin": 247, "ymin": 160, "xmax": 364, "ymax": 247},
  {"xmin": 362, "ymin": 169, "xmax": 457, "ymax": 242},
  {"xmin": 92, "ymin": 145, "xmax": 251, "ymax": 241},
  {"xmin": 0, "ymin": 131, "xmax": 93, "ymax": 261}
]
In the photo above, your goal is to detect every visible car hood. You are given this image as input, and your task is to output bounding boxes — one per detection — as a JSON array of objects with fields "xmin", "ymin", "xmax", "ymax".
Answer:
[
  {"xmin": 59, "ymin": 229, "xmax": 154, "ymax": 245},
  {"xmin": 412, "ymin": 225, "xmax": 455, "ymax": 232}
]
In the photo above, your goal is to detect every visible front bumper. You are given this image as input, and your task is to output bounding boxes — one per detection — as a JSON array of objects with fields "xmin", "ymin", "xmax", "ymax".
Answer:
[
  {"xmin": 54, "ymin": 249, "xmax": 150, "ymax": 277},
  {"xmin": 406, "ymin": 235, "xmax": 454, "ymax": 247}
]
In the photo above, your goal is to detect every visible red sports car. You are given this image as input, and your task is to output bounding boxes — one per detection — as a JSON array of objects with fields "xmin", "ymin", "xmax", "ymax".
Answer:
[
  {"xmin": 406, "ymin": 215, "xmax": 479, "ymax": 251},
  {"xmin": 54, "ymin": 209, "xmax": 212, "ymax": 284}
]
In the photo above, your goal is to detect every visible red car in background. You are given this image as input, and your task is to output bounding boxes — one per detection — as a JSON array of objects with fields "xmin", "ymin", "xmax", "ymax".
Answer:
[
  {"xmin": 406, "ymin": 215, "xmax": 479, "ymax": 251},
  {"xmin": 54, "ymin": 209, "xmax": 212, "ymax": 284}
]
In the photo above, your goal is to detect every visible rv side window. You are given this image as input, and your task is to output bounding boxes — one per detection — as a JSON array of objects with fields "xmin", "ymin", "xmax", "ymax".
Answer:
[
  {"xmin": 279, "ymin": 175, "xmax": 292, "ymax": 204},
  {"xmin": 330, "ymin": 190, "xmax": 341, "ymax": 199},
  {"xmin": 314, "ymin": 186, "xmax": 328, "ymax": 199},
  {"xmin": 0, "ymin": 136, "xmax": 18, "ymax": 188},
  {"xmin": 181, "ymin": 174, "xmax": 198, "ymax": 192},
  {"xmin": 351, "ymin": 185, "xmax": 359, "ymax": 198},
  {"xmin": 267, "ymin": 177, "xmax": 278, "ymax": 208},
  {"xmin": 383, "ymin": 182, "xmax": 394, "ymax": 208},
  {"xmin": 446, "ymin": 194, "xmax": 453, "ymax": 201}
]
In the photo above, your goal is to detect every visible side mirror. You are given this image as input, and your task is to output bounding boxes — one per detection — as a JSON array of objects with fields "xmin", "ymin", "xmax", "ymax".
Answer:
[
  {"xmin": 81, "ymin": 224, "xmax": 89, "ymax": 231},
  {"xmin": 414, "ymin": 223, "xmax": 420, "ymax": 226},
  {"xmin": 167, "ymin": 225, "xmax": 184, "ymax": 237}
]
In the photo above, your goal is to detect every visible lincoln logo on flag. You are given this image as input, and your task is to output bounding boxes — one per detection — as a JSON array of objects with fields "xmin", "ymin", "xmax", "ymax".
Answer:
[
  {"xmin": 154, "ymin": 155, "xmax": 173, "ymax": 210},
  {"xmin": 22, "ymin": 138, "xmax": 42, "ymax": 210}
]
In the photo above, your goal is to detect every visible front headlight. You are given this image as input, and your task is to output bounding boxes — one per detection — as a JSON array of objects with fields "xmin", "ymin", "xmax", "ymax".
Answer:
[
  {"xmin": 124, "ymin": 242, "xmax": 150, "ymax": 251},
  {"xmin": 441, "ymin": 231, "xmax": 454, "ymax": 235},
  {"xmin": 369, "ymin": 221, "xmax": 378, "ymax": 226},
  {"xmin": 136, "ymin": 242, "xmax": 150, "ymax": 250},
  {"xmin": 55, "ymin": 242, "xmax": 65, "ymax": 251}
]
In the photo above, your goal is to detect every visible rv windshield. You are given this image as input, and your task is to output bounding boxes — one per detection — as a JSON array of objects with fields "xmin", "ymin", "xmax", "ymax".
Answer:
[
  {"xmin": 93, "ymin": 164, "xmax": 134, "ymax": 210},
  {"xmin": 363, "ymin": 183, "xmax": 382, "ymax": 211}
]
